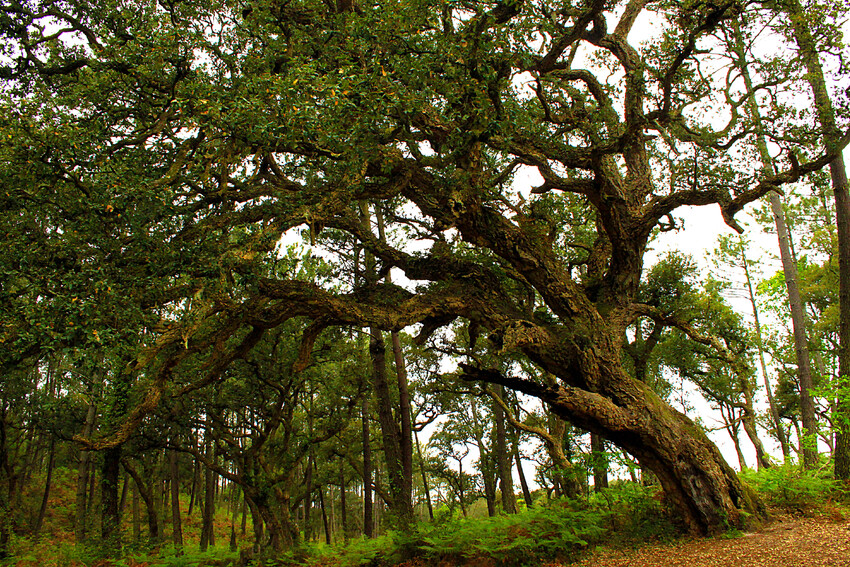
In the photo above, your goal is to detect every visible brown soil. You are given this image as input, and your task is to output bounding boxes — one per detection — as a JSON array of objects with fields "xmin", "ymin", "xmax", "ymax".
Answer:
[{"xmin": 573, "ymin": 513, "xmax": 850, "ymax": 567}]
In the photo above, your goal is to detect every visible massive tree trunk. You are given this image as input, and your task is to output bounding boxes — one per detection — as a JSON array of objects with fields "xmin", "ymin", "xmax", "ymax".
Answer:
[{"xmin": 463, "ymin": 361, "xmax": 761, "ymax": 535}]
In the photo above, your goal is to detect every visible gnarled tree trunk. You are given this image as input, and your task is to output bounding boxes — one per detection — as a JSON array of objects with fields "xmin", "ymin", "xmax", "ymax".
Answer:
[{"xmin": 464, "ymin": 359, "xmax": 762, "ymax": 535}]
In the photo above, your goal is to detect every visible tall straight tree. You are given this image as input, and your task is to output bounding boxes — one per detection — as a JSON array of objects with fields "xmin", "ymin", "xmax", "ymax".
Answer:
[
  {"xmin": 726, "ymin": 21, "xmax": 818, "ymax": 466},
  {"xmin": 777, "ymin": 0, "xmax": 850, "ymax": 479},
  {"xmin": 713, "ymin": 235, "xmax": 791, "ymax": 460}
]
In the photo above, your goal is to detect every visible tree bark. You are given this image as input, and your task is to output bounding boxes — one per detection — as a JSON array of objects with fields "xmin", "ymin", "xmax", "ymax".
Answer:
[
  {"xmin": 200, "ymin": 436, "xmax": 216, "ymax": 551},
  {"xmin": 463, "ymin": 364, "xmax": 762, "ymax": 535},
  {"xmin": 493, "ymin": 385, "xmax": 518, "ymax": 513},
  {"xmin": 729, "ymin": 21, "xmax": 818, "ymax": 468},
  {"xmin": 737, "ymin": 237, "xmax": 791, "ymax": 459},
  {"xmin": 123, "ymin": 459, "xmax": 159, "ymax": 543},
  {"xmin": 513, "ymin": 441, "xmax": 533, "ymax": 508},
  {"xmin": 101, "ymin": 446, "xmax": 122, "ymax": 552},
  {"xmin": 769, "ymin": 195, "xmax": 819, "ymax": 467},
  {"xmin": 469, "ymin": 396, "xmax": 497, "ymax": 517},
  {"xmin": 414, "ymin": 429, "xmax": 434, "ymax": 520},
  {"xmin": 169, "ymin": 448, "xmax": 183, "ymax": 551},
  {"xmin": 33, "ymin": 436, "xmax": 55, "ymax": 535},
  {"xmin": 75, "ymin": 395, "xmax": 98, "ymax": 542},
  {"xmin": 131, "ymin": 482, "xmax": 140, "ymax": 542},
  {"xmin": 781, "ymin": 0, "xmax": 850, "ymax": 478}
]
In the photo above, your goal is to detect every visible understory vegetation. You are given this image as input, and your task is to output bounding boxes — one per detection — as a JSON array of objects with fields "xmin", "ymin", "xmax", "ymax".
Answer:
[{"xmin": 3, "ymin": 465, "xmax": 847, "ymax": 567}]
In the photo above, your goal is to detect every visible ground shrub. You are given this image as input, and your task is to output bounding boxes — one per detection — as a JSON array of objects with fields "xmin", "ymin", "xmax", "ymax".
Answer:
[
  {"xmin": 415, "ymin": 501, "xmax": 607, "ymax": 566},
  {"xmin": 740, "ymin": 463, "xmax": 846, "ymax": 512}
]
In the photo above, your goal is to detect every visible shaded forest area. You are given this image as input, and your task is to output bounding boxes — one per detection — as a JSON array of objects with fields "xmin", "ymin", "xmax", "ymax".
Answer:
[{"xmin": 1, "ymin": 0, "xmax": 850, "ymax": 564}]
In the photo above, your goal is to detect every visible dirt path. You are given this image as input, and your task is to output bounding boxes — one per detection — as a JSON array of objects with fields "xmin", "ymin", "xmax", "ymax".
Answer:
[{"xmin": 573, "ymin": 515, "xmax": 850, "ymax": 567}]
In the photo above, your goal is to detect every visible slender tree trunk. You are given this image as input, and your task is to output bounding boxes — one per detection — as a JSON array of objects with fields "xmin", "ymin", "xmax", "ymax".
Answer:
[
  {"xmin": 389, "ymin": 331, "xmax": 414, "ymax": 511},
  {"xmin": 414, "ymin": 429, "xmax": 434, "ymax": 520},
  {"xmin": 513, "ymin": 441, "xmax": 533, "ymax": 508},
  {"xmin": 169, "ymin": 448, "xmax": 183, "ymax": 551},
  {"xmin": 738, "ymin": 238, "xmax": 791, "ymax": 459},
  {"xmin": 123, "ymin": 460, "xmax": 159, "ymax": 543},
  {"xmin": 188, "ymin": 445, "xmax": 200, "ymax": 517},
  {"xmin": 200, "ymin": 437, "xmax": 216, "ymax": 551},
  {"xmin": 75, "ymin": 393, "xmax": 98, "ymax": 542},
  {"xmin": 730, "ymin": 20, "xmax": 818, "ymax": 468},
  {"xmin": 770, "ymin": 195, "xmax": 819, "ymax": 467},
  {"xmin": 740, "ymin": 380, "xmax": 772, "ymax": 470},
  {"xmin": 590, "ymin": 433, "xmax": 608, "ymax": 492},
  {"xmin": 118, "ymin": 474, "xmax": 129, "ymax": 522},
  {"xmin": 779, "ymin": 0, "xmax": 850, "ymax": 479},
  {"xmin": 240, "ymin": 498, "xmax": 247, "ymax": 537},
  {"xmin": 721, "ymin": 406, "xmax": 747, "ymax": 470},
  {"xmin": 469, "ymin": 397, "xmax": 497, "ymax": 516},
  {"xmin": 339, "ymin": 462, "xmax": 348, "ymax": 541},
  {"xmin": 0, "ymin": 410, "xmax": 13, "ymax": 560},
  {"xmin": 319, "ymin": 485, "xmax": 331, "ymax": 545},
  {"xmin": 493, "ymin": 386, "xmax": 517, "ymax": 513},
  {"xmin": 33, "ymin": 437, "xmax": 55, "ymax": 535},
  {"xmin": 101, "ymin": 446, "xmax": 122, "ymax": 552},
  {"xmin": 362, "ymin": 203, "xmax": 413, "ymax": 529},
  {"xmin": 131, "ymin": 482, "xmax": 140, "ymax": 542},
  {"xmin": 304, "ymin": 456, "xmax": 313, "ymax": 541}
]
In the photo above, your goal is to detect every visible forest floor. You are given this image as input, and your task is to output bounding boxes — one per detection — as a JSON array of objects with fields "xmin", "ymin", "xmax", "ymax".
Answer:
[{"xmin": 570, "ymin": 511, "xmax": 850, "ymax": 567}]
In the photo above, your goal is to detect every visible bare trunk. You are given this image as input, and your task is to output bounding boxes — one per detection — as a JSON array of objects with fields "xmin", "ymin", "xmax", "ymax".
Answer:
[
  {"xmin": 131, "ymin": 482, "xmax": 140, "ymax": 542},
  {"xmin": 33, "ymin": 437, "xmax": 55, "ymax": 535},
  {"xmin": 739, "ymin": 242, "xmax": 791, "ymax": 459},
  {"xmin": 389, "ymin": 331, "xmax": 414, "ymax": 512},
  {"xmin": 779, "ymin": 0, "xmax": 850, "ymax": 480},
  {"xmin": 75, "ymin": 397, "xmax": 98, "ymax": 542},
  {"xmin": 769, "ymin": 194, "xmax": 819, "ymax": 467},
  {"xmin": 730, "ymin": 20, "xmax": 815, "ymax": 467},
  {"xmin": 123, "ymin": 459, "xmax": 160, "ymax": 543},
  {"xmin": 513, "ymin": 442, "xmax": 533, "ymax": 508},
  {"xmin": 101, "ymin": 446, "xmax": 122, "ymax": 552},
  {"xmin": 361, "ymin": 397, "xmax": 374, "ymax": 536},
  {"xmin": 319, "ymin": 485, "xmax": 331, "ymax": 545},
  {"xmin": 414, "ymin": 429, "xmax": 434, "ymax": 520},
  {"xmin": 590, "ymin": 432, "xmax": 609, "ymax": 493},
  {"xmin": 469, "ymin": 397, "xmax": 497, "ymax": 517},
  {"xmin": 169, "ymin": 448, "xmax": 183, "ymax": 550},
  {"xmin": 493, "ymin": 385, "xmax": 517, "ymax": 513},
  {"xmin": 200, "ymin": 437, "xmax": 215, "ymax": 551}
]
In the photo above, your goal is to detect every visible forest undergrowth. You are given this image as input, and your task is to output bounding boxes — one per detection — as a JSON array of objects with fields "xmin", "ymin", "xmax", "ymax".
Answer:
[{"xmin": 2, "ymin": 464, "xmax": 847, "ymax": 567}]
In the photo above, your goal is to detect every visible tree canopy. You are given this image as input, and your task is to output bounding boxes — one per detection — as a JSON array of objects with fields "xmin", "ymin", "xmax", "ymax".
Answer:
[{"xmin": 2, "ymin": 0, "xmax": 848, "ymax": 539}]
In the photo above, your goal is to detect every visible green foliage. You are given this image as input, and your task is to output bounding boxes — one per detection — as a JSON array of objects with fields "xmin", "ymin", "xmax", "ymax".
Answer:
[
  {"xmin": 740, "ymin": 463, "xmax": 844, "ymax": 511},
  {"xmin": 417, "ymin": 502, "xmax": 606, "ymax": 566},
  {"xmin": 589, "ymin": 482, "xmax": 681, "ymax": 543}
]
